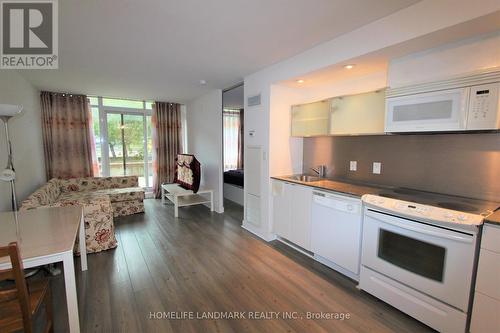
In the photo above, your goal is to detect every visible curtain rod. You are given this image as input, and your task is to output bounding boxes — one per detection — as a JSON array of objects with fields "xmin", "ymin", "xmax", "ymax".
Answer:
[{"xmin": 41, "ymin": 91, "xmax": 87, "ymax": 98}]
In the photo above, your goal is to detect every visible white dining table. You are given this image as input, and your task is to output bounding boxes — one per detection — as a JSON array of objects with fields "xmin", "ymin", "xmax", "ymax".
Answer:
[{"xmin": 0, "ymin": 206, "xmax": 87, "ymax": 333}]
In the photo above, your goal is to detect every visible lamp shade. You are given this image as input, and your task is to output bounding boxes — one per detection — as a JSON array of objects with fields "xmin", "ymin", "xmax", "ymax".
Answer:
[{"xmin": 0, "ymin": 104, "xmax": 23, "ymax": 116}]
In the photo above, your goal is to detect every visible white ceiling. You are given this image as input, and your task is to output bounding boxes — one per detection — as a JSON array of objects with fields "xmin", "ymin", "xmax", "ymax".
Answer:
[
  {"xmin": 19, "ymin": 0, "xmax": 421, "ymax": 103},
  {"xmin": 279, "ymin": 11, "xmax": 500, "ymax": 90}
]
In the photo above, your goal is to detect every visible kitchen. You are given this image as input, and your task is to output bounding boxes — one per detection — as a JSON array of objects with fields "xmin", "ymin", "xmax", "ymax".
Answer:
[{"xmin": 264, "ymin": 32, "xmax": 500, "ymax": 333}]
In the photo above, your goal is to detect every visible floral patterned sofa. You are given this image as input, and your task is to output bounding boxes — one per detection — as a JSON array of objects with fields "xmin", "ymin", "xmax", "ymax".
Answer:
[
  {"xmin": 20, "ymin": 176, "xmax": 144, "ymax": 254},
  {"xmin": 57, "ymin": 176, "xmax": 145, "ymax": 217}
]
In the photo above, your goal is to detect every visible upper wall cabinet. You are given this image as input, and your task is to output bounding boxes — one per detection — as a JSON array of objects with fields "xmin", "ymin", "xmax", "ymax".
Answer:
[
  {"xmin": 291, "ymin": 100, "xmax": 330, "ymax": 137},
  {"xmin": 329, "ymin": 90, "xmax": 386, "ymax": 135},
  {"xmin": 290, "ymin": 90, "xmax": 386, "ymax": 137}
]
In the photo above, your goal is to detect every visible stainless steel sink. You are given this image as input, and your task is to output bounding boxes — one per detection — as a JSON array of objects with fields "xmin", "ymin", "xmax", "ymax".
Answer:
[{"xmin": 288, "ymin": 175, "xmax": 321, "ymax": 182}]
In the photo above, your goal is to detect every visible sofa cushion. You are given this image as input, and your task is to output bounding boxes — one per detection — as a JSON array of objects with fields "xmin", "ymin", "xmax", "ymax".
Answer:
[
  {"xmin": 52, "ymin": 195, "xmax": 117, "ymax": 254},
  {"xmin": 58, "ymin": 187, "xmax": 145, "ymax": 203},
  {"xmin": 21, "ymin": 178, "xmax": 61, "ymax": 208},
  {"xmin": 93, "ymin": 187, "xmax": 145, "ymax": 202},
  {"xmin": 59, "ymin": 187, "xmax": 145, "ymax": 203},
  {"xmin": 59, "ymin": 176, "xmax": 139, "ymax": 193}
]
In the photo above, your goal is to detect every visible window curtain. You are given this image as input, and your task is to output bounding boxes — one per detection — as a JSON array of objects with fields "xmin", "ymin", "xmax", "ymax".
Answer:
[
  {"xmin": 152, "ymin": 102, "xmax": 181, "ymax": 198},
  {"xmin": 40, "ymin": 91, "xmax": 100, "ymax": 179},
  {"xmin": 223, "ymin": 109, "xmax": 241, "ymax": 171}
]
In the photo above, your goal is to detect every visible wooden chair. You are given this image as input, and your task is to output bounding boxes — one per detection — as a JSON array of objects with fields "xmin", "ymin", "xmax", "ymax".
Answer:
[{"xmin": 0, "ymin": 242, "xmax": 54, "ymax": 333}]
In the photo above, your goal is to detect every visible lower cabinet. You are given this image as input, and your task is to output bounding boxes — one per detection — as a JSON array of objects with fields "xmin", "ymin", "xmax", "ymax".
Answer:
[
  {"xmin": 272, "ymin": 180, "xmax": 312, "ymax": 251},
  {"xmin": 470, "ymin": 224, "xmax": 500, "ymax": 332},
  {"xmin": 272, "ymin": 180, "xmax": 292, "ymax": 240},
  {"xmin": 272, "ymin": 179, "xmax": 362, "ymax": 280}
]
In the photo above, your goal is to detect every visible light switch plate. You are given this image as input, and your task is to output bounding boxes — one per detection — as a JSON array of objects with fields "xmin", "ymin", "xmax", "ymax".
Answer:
[
  {"xmin": 349, "ymin": 161, "xmax": 357, "ymax": 171},
  {"xmin": 373, "ymin": 162, "xmax": 382, "ymax": 174}
]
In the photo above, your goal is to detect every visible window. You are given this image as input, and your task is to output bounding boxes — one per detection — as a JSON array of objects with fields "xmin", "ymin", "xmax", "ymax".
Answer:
[
  {"xmin": 102, "ymin": 98, "xmax": 151, "ymax": 109},
  {"xmin": 89, "ymin": 97, "xmax": 153, "ymax": 188},
  {"xmin": 223, "ymin": 108, "xmax": 241, "ymax": 171}
]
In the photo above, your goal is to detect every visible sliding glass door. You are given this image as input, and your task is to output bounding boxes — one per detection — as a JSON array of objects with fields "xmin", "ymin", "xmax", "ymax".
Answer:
[
  {"xmin": 90, "ymin": 97, "xmax": 153, "ymax": 189},
  {"xmin": 106, "ymin": 113, "xmax": 146, "ymax": 179}
]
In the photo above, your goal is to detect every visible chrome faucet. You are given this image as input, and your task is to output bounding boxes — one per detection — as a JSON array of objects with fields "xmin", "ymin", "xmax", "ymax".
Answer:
[{"xmin": 310, "ymin": 165, "xmax": 326, "ymax": 178}]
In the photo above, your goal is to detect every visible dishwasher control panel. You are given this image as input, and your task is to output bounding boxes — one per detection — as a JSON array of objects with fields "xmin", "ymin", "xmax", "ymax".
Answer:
[{"xmin": 313, "ymin": 192, "xmax": 361, "ymax": 214}]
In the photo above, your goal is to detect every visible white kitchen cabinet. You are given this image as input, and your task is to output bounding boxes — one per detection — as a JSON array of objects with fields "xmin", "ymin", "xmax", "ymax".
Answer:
[
  {"xmin": 329, "ymin": 89, "xmax": 385, "ymax": 135},
  {"xmin": 272, "ymin": 180, "xmax": 292, "ymax": 240},
  {"xmin": 271, "ymin": 180, "xmax": 312, "ymax": 250},
  {"xmin": 470, "ymin": 293, "xmax": 499, "ymax": 333},
  {"xmin": 470, "ymin": 224, "xmax": 500, "ymax": 332},
  {"xmin": 291, "ymin": 100, "xmax": 330, "ymax": 137},
  {"xmin": 290, "ymin": 184, "xmax": 313, "ymax": 250},
  {"xmin": 290, "ymin": 89, "xmax": 386, "ymax": 137},
  {"xmin": 272, "ymin": 180, "xmax": 363, "ymax": 280}
]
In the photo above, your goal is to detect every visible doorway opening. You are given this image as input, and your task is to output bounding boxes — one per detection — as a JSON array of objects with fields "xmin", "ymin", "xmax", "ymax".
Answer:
[{"xmin": 222, "ymin": 84, "xmax": 244, "ymax": 207}]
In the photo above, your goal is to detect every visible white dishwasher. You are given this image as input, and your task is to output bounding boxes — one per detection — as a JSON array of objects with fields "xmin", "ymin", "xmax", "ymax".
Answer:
[{"xmin": 311, "ymin": 190, "xmax": 363, "ymax": 280}]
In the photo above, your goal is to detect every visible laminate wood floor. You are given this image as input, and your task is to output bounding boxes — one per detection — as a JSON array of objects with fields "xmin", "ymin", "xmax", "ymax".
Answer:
[{"xmin": 43, "ymin": 199, "xmax": 434, "ymax": 333}]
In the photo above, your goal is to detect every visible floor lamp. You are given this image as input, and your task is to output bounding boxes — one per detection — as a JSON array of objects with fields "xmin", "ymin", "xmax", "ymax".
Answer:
[
  {"xmin": 0, "ymin": 104, "xmax": 22, "ymax": 211},
  {"xmin": 0, "ymin": 104, "xmax": 47, "ymax": 277},
  {"xmin": 0, "ymin": 104, "xmax": 60, "ymax": 277}
]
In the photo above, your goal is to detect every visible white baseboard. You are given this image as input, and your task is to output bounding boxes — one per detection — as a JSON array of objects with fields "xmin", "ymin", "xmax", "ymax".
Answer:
[
  {"xmin": 276, "ymin": 237, "xmax": 313, "ymax": 257},
  {"xmin": 242, "ymin": 222, "xmax": 276, "ymax": 242},
  {"xmin": 314, "ymin": 254, "xmax": 359, "ymax": 281}
]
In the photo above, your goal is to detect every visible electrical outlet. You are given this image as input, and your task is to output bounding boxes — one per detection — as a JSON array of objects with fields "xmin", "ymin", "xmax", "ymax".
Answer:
[
  {"xmin": 372, "ymin": 162, "xmax": 382, "ymax": 174},
  {"xmin": 349, "ymin": 161, "xmax": 357, "ymax": 171}
]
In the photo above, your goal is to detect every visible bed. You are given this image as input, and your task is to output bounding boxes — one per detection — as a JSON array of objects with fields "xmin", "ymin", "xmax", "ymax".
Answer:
[{"xmin": 223, "ymin": 169, "xmax": 244, "ymax": 205}]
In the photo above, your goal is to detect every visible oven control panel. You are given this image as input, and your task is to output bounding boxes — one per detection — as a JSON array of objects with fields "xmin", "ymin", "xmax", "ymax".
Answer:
[{"xmin": 362, "ymin": 194, "xmax": 484, "ymax": 226}]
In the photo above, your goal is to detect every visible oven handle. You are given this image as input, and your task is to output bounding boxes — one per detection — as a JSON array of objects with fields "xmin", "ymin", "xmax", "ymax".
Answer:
[{"xmin": 366, "ymin": 210, "xmax": 473, "ymax": 244}]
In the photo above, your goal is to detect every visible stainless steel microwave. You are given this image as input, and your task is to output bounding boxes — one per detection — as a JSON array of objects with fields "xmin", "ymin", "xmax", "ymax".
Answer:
[{"xmin": 385, "ymin": 82, "xmax": 500, "ymax": 133}]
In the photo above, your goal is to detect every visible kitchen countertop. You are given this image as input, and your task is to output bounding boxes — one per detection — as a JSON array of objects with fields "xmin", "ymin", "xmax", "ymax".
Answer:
[
  {"xmin": 271, "ymin": 175, "xmax": 391, "ymax": 198},
  {"xmin": 272, "ymin": 175, "xmax": 500, "ymax": 222},
  {"xmin": 484, "ymin": 210, "xmax": 500, "ymax": 226}
]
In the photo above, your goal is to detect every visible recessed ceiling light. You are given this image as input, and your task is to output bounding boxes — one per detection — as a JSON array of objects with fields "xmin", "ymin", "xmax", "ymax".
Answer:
[
  {"xmin": 344, "ymin": 64, "xmax": 355, "ymax": 69},
  {"xmin": 297, "ymin": 79, "xmax": 305, "ymax": 83},
  {"xmin": 199, "ymin": 80, "xmax": 207, "ymax": 85}
]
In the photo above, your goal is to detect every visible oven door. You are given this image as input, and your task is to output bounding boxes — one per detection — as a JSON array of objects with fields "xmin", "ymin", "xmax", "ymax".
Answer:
[
  {"xmin": 361, "ymin": 209, "xmax": 476, "ymax": 311},
  {"xmin": 385, "ymin": 88, "xmax": 469, "ymax": 132}
]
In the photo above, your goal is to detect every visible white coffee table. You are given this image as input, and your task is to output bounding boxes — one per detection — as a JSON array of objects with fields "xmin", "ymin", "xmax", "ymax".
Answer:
[
  {"xmin": 0, "ymin": 207, "xmax": 87, "ymax": 333},
  {"xmin": 161, "ymin": 183, "xmax": 214, "ymax": 217}
]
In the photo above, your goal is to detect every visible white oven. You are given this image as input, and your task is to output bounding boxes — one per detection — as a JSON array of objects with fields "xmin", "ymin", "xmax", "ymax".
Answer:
[
  {"xmin": 359, "ymin": 194, "xmax": 485, "ymax": 332},
  {"xmin": 361, "ymin": 208, "xmax": 477, "ymax": 312},
  {"xmin": 385, "ymin": 82, "xmax": 500, "ymax": 132}
]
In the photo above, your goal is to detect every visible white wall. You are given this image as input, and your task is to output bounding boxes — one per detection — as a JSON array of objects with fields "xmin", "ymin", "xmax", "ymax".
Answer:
[
  {"xmin": 0, "ymin": 71, "xmax": 45, "ymax": 211},
  {"xmin": 269, "ymin": 85, "xmax": 307, "ymax": 177},
  {"xmin": 389, "ymin": 31, "xmax": 500, "ymax": 87},
  {"xmin": 243, "ymin": 0, "xmax": 500, "ymax": 241},
  {"xmin": 186, "ymin": 90, "xmax": 224, "ymax": 213}
]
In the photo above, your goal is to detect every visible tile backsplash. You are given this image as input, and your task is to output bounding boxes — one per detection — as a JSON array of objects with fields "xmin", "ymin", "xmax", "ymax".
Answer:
[{"xmin": 302, "ymin": 133, "xmax": 500, "ymax": 202}]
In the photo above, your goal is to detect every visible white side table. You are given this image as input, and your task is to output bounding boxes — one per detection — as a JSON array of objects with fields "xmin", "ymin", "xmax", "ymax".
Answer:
[{"xmin": 161, "ymin": 183, "xmax": 214, "ymax": 217}]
